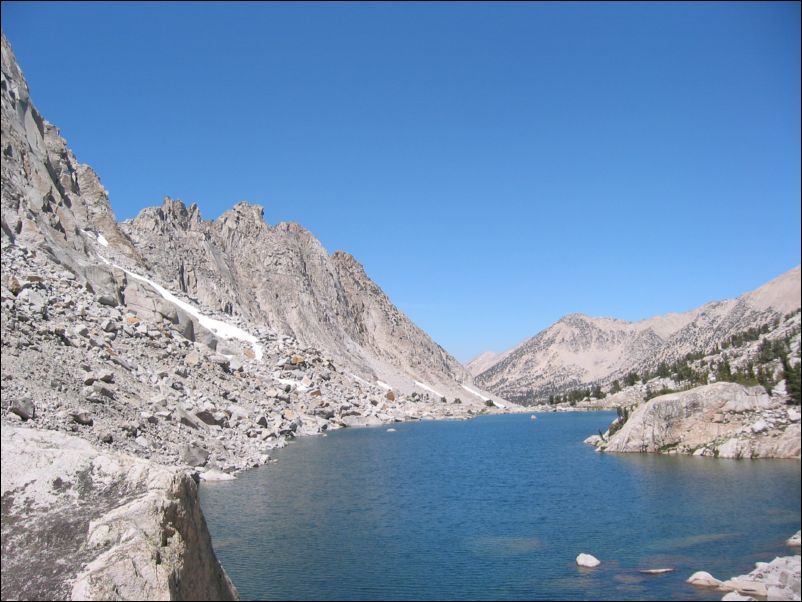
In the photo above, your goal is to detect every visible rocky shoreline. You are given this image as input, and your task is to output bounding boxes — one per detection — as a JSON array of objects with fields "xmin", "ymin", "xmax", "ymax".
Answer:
[
  {"xmin": 2, "ymin": 393, "xmax": 516, "ymax": 601},
  {"xmin": 1, "ymin": 237, "xmax": 513, "ymax": 476},
  {"xmin": 584, "ymin": 382, "xmax": 801, "ymax": 459},
  {"xmin": 688, "ymin": 531, "xmax": 801, "ymax": 601},
  {"xmin": 0, "ymin": 240, "xmax": 518, "ymax": 600},
  {"xmin": 1, "ymin": 425, "xmax": 239, "ymax": 601}
]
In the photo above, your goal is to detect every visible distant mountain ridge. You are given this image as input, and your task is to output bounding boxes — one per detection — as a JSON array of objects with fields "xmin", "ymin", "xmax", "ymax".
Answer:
[{"xmin": 473, "ymin": 266, "xmax": 801, "ymax": 403}]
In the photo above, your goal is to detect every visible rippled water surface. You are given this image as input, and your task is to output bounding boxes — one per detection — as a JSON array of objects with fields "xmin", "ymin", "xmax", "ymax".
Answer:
[{"xmin": 200, "ymin": 412, "xmax": 800, "ymax": 600}]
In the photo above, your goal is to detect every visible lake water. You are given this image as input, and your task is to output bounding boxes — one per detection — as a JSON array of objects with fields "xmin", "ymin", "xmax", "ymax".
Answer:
[{"xmin": 200, "ymin": 412, "xmax": 801, "ymax": 600}]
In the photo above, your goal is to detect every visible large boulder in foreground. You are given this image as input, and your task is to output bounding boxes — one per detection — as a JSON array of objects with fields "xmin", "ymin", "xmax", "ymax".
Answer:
[
  {"xmin": 591, "ymin": 382, "xmax": 801, "ymax": 459},
  {"xmin": 1, "ymin": 425, "xmax": 238, "ymax": 600}
]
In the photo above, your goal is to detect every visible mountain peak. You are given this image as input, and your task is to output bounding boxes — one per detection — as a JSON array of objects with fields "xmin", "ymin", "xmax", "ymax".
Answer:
[
  {"xmin": 161, "ymin": 196, "xmax": 201, "ymax": 221},
  {"xmin": 742, "ymin": 265, "xmax": 801, "ymax": 315},
  {"xmin": 559, "ymin": 312, "xmax": 591, "ymax": 324},
  {"xmin": 331, "ymin": 250, "xmax": 364, "ymax": 272},
  {"xmin": 216, "ymin": 201, "xmax": 265, "ymax": 228}
]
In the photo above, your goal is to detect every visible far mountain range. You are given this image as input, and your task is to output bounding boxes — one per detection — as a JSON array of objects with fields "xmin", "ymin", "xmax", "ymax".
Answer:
[{"xmin": 469, "ymin": 266, "xmax": 801, "ymax": 403}]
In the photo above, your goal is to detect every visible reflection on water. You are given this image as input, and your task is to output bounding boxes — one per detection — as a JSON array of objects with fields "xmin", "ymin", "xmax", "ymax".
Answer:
[{"xmin": 201, "ymin": 413, "xmax": 800, "ymax": 601}]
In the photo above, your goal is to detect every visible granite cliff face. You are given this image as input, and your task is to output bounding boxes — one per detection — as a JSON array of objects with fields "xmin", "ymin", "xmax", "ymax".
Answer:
[
  {"xmin": 0, "ymin": 35, "xmax": 142, "ymax": 271},
  {"xmin": 585, "ymin": 382, "xmax": 801, "ymax": 459},
  {"xmin": 474, "ymin": 267, "xmax": 801, "ymax": 403},
  {"xmin": 119, "ymin": 198, "xmax": 472, "ymax": 396},
  {"xmin": 1, "ymin": 31, "xmax": 510, "ymax": 601}
]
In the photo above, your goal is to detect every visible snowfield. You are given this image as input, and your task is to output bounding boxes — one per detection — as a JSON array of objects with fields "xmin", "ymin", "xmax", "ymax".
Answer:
[
  {"xmin": 98, "ymin": 255, "xmax": 264, "ymax": 360},
  {"xmin": 415, "ymin": 380, "xmax": 443, "ymax": 398}
]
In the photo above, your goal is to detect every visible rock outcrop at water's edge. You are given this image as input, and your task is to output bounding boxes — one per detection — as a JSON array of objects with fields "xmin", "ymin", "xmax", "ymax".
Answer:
[
  {"xmin": 687, "ymin": 532, "xmax": 801, "ymax": 601},
  {"xmin": 717, "ymin": 555, "xmax": 800, "ymax": 600},
  {"xmin": 1, "ymin": 426, "xmax": 238, "ymax": 601},
  {"xmin": 586, "ymin": 382, "xmax": 801, "ymax": 459}
]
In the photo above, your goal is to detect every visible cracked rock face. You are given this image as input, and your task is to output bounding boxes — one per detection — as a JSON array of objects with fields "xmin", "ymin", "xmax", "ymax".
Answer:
[
  {"xmin": 119, "ymin": 198, "xmax": 474, "ymax": 397},
  {"xmin": 1, "ymin": 426, "xmax": 238, "ymax": 601},
  {"xmin": 590, "ymin": 382, "xmax": 801, "ymax": 459}
]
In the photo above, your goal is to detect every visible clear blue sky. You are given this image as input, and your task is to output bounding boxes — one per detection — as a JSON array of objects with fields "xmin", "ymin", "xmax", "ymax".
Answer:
[{"xmin": 4, "ymin": 2, "xmax": 800, "ymax": 362}]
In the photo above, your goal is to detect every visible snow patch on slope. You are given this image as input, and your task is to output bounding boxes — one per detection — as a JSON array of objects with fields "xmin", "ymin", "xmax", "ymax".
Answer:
[
  {"xmin": 415, "ymin": 380, "xmax": 443, "ymax": 398},
  {"xmin": 99, "ymin": 255, "xmax": 264, "ymax": 360},
  {"xmin": 348, "ymin": 373, "xmax": 372, "ymax": 387},
  {"xmin": 461, "ymin": 383, "xmax": 506, "ymax": 408},
  {"xmin": 461, "ymin": 383, "xmax": 486, "ymax": 399},
  {"xmin": 83, "ymin": 230, "xmax": 109, "ymax": 247}
]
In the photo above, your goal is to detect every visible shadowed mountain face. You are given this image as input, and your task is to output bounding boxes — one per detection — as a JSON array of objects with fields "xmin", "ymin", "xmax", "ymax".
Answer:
[{"xmin": 474, "ymin": 266, "xmax": 801, "ymax": 403}]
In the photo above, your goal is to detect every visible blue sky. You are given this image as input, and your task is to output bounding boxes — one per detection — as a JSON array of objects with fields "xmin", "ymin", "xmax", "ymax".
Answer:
[{"xmin": 3, "ymin": 2, "xmax": 800, "ymax": 362}]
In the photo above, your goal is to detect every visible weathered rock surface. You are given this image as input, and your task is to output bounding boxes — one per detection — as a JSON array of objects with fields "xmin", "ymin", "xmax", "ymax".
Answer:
[
  {"xmin": 1, "ymin": 425, "xmax": 237, "ymax": 601},
  {"xmin": 689, "ymin": 539, "xmax": 802, "ymax": 600},
  {"xmin": 717, "ymin": 552, "xmax": 800, "ymax": 601},
  {"xmin": 589, "ymin": 382, "xmax": 801, "ymax": 458}
]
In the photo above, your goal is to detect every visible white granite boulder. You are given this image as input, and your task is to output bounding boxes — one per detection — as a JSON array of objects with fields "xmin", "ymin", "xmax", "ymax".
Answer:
[{"xmin": 576, "ymin": 553, "xmax": 601, "ymax": 568}]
